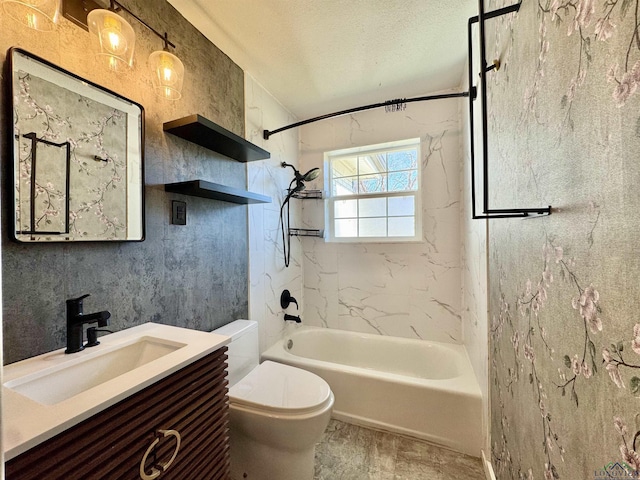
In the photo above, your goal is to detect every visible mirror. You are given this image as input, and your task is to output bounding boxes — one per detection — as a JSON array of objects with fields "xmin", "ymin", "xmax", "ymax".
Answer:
[{"xmin": 9, "ymin": 48, "xmax": 145, "ymax": 242}]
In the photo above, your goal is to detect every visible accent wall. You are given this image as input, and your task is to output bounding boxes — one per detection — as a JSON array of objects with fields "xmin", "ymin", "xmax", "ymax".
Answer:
[
  {"xmin": 484, "ymin": 0, "xmax": 640, "ymax": 478},
  {"xmin": 1, "ymin": 0, "xmax": 248, "ymax": 364}
]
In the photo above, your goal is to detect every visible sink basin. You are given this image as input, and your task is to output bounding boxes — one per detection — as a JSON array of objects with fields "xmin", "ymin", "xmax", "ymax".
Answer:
[
  {"xmin": 4, "ymin": 336, "xmax": 185, "ymax": 405},
  {"xmin": 3, "ymin": 322, "xmax": 230, "ymax": 462}
]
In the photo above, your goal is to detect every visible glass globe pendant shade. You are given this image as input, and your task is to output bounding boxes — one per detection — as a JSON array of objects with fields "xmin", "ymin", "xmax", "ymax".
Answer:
[
  {"xmin": 149, "ymin": 50, "xmax": 184, "ymax": 100},
  {"xmin": 1, "ymin": 0, "xmax": 60, "ymax": 31},
  {"xmin": 87, "ymin": 9, "xmax": 135, "ymax": 72}
]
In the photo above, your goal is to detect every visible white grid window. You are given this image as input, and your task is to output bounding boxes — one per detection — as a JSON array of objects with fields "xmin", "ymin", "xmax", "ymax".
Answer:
[{"xmin": 326, "ymin": 138, "xmax": 421, "ymax": 242}]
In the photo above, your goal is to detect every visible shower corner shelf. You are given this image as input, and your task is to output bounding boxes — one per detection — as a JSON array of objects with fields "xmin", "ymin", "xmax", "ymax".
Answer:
[
  {"xmin": 292, "ymin": 189, "xmax": 323, "ymax": 199},
  {"xmin": 289, "ymin": 191, "xmax": 323, "ymax": 237},
  {"xmin": 289, "ymin": 228, "xmax": 324, "ymax": 238},
  {"xmin": 165, "ymin": 180, "xmax": 272, "ymax": 205},
  {"xmin": 163, "ymin": 114, "xmax": 271, "ymax": 163}
]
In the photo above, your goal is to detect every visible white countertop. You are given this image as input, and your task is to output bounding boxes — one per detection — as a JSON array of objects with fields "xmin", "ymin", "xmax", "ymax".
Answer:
[{"xmin": 2, "ymin": 323, "xmax": 229, "ymax": 461}]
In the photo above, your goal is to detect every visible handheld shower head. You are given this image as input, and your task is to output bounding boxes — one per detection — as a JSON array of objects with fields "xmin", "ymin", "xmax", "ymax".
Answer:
[{"xmin": 280, "ymin": 163, "xmax": 321, "ymax": 268}]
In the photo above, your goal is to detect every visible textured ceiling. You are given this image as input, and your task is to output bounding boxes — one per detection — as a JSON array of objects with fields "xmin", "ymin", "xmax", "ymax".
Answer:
[{"xmin": 168, "ymin": 0, "xmax": 477, "ymax": 119}]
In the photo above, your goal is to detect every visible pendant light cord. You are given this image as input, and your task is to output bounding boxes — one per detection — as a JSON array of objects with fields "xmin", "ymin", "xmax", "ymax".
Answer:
[{"xmin": 109, "ymin": 0, "xmax": 176, "ymax": 49}]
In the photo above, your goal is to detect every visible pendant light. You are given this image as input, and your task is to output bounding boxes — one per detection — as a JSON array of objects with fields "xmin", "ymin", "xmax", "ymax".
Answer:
[
  {"xmin": 87, "ymin": 8, "xmax": 135, "ymax": 72},
  {"xmin": 149, "ymin": 47, "xmax": 184, "ymax": 101},
  {"xmin": 1, "ymin": 0, "xmax": 60, "ymax": 31},
  {"xmin": 84, "ymin": 1, "xmax": 183, "ymax": 99}
]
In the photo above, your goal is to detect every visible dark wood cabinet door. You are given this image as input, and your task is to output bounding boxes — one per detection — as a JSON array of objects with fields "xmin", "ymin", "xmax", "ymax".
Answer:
[{"xmin": 6, "ymin": 347, "xmax": 230, "ymax": 480}]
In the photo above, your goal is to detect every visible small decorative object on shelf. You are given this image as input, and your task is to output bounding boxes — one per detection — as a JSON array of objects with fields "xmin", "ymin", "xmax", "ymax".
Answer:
[
  {"xmin": 289, "ymin": 228, "xmax": 323, "ymax": 237},
  {"xmin": 291, "ymin": 190, "xmax": 323, "ymax": 199}
]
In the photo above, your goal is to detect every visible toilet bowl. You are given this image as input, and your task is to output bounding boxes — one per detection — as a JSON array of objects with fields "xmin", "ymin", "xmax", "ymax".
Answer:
[{"xmin": 213, "ymin": 320, "xmax": 334, "ymax": 480}]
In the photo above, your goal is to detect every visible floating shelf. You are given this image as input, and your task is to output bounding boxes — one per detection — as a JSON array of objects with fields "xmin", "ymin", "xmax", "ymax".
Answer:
[
  {"xmin": 164, "ymin": 114, "xmax": 271, "ymax": 163},
  {"xmin": 165, "ymin": 180, "xmax": 272, "ymax": 205}
]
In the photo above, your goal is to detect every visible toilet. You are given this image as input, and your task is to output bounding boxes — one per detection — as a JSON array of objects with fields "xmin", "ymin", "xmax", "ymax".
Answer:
[{"xmin": 213, "ymin": 320, "xmax": 334, "ymax": 480}]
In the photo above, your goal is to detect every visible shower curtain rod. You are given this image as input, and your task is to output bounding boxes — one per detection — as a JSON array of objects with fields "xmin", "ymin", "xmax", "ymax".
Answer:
[{"xmin": 263, "ymin": 91, "xmax": 471, "ymax": 140}]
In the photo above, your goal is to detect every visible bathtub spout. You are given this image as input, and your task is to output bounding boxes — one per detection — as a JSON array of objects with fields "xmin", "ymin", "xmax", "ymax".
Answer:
[{"xmin": 284, "ymin": 314, "xmax": 301, "ymax": 323}]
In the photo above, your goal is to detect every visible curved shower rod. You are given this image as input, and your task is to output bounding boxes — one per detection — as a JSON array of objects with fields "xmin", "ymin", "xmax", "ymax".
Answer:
[
  {"xmin": 264, "ymin": 0, "xmax": 549, "ymax": 220},
  {"xmin": 263, "ymin": 91, "xmax": 472, "ymax": 140}
]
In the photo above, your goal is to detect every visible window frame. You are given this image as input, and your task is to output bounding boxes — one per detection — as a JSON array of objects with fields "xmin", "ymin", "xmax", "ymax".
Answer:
[{"xmin": 325, "ymin": 138, "xmax": 422, "ymax": 243}]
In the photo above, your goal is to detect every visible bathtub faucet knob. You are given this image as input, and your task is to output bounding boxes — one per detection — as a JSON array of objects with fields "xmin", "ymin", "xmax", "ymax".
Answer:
[
  {"xmin": 284, "ymin": 314, "xmax": 302, "ymax": 323},
  {"xmin": 280, "ymin": 290, "xmax": 299, "ymax": 310}
]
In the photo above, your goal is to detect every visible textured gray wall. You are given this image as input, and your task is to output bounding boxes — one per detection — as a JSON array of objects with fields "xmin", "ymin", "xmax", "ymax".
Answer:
[{"xmin": 1, "ymin": 0, "xmax": 248, "ymax": 364}]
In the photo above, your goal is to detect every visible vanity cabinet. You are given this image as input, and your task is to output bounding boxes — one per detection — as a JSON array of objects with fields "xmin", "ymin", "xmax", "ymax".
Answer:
[{"xmin": 5, "ymin": 347, "xmax": 230, "ymax": 480}]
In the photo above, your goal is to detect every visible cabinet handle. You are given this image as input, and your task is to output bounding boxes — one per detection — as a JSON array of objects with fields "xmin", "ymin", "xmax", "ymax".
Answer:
[{"xmin": 139, "ymin": 429, "xmax": 182, "ymax": 480}]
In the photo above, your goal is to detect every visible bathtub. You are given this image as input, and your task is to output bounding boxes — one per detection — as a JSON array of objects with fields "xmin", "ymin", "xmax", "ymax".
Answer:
[{"xmin": 262, "ymin": 326, "xmax": 482, "ymax": 456}]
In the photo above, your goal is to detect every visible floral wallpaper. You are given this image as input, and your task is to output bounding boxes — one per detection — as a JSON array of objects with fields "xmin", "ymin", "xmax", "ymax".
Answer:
[
  {"xmin": 486, "ymin": 0, "xmax": 640, "ymax": 478},
  {"xmin": 13, "ymin": 70, "xmax": 129, "ymax": 241}
]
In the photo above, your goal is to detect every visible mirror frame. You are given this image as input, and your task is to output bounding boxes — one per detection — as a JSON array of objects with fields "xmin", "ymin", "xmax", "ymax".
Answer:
[{"xmin": 7, "ymin": 47, "xmax": 145, "ymax": 243}]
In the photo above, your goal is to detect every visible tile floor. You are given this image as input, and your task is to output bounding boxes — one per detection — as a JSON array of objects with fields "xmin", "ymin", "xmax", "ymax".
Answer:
[{"xmin": 314, "ymin": 420, "xmax": 485, "ymax": 480}]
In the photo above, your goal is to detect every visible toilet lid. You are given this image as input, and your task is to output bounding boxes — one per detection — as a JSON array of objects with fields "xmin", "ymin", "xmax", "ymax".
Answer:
[{"xmin": 229, "ymin": 361, "xmax": 332, "ymax": 414}]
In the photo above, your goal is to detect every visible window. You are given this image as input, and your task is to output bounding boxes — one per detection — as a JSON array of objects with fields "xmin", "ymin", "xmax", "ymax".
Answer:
[{"xmin": 326, "ymin": 138, "xmax": 421, "ymax": 242}]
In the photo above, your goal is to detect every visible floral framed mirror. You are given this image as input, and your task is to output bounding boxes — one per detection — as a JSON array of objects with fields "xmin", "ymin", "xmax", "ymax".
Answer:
[{"xmin": 9, "ymin": 47, "xmax": 145, "ymax": 242}]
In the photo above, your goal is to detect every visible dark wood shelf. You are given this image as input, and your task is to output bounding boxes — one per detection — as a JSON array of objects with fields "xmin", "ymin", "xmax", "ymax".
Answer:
[
  {"xmin": 164, "ymin": 114, "xmax": 270, "ymax": 163},
  {"xmin": 165, "ymin": 180, "xmax": 272, "ymax": 204}
]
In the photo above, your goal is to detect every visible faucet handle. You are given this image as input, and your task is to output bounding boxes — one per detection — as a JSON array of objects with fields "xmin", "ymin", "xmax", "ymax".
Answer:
[
  {"xmin": 280, "ymin": 290, "xmax": 299, "ymax": 310},
  {"xmin": 68, "ymin": 293, "xmax": 90, "ymax": 302},
  {"xmin": 66, "ymin": 294, "xmax": 90, "ymax": 316},
  {"xmin": 67, "ymin": 293, "xmax": 90, "ymax": 305}
]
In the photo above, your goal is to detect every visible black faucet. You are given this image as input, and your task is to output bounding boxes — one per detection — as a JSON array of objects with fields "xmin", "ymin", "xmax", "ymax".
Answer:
[
  {"xmin": 284, "ymin": 314, "xmax": 302, "ymax": 323},
  {"xmin": 65, "ymin": 294, "xmax": 111, "ymax": 354}
]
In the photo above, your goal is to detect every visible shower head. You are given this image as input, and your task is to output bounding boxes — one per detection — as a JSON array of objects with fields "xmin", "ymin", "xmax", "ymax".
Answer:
[
  {"xmin": 302, "ymin": 167, "xmax": 320, "ymax": 182},
  {"xmin": 281, "ymin": 162, "xmax": 320, "ymax": 191}
]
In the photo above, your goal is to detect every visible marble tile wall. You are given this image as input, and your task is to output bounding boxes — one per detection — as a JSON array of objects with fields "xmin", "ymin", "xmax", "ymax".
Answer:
[
  {"xmin": 244, "ymin": 75, "xmax": 304, "ymax": 353},
  {"xmin": 299, "ymin": 98, "xmax": 463, "ymax": 342},
  {"xmin": 1, "ymin": 0, "xmax": 247, "ymax": 364}
]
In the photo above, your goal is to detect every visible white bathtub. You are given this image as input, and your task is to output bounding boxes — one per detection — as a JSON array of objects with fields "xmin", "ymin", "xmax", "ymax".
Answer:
[{"xmin": 262, "ymin": 326, "xmax": 482, "ymax": 456}]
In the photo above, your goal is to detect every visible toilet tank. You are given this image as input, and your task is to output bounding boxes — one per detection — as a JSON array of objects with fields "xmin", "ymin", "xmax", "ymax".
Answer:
[{"xmin": 212, "ymin": 320, "xmax": 259, "ymax": 387}]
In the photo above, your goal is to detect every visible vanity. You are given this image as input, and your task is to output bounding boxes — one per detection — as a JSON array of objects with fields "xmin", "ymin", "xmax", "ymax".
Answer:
[{"xmin": 3, "ymin": 324, "xmax": 230, "ymax": 479}]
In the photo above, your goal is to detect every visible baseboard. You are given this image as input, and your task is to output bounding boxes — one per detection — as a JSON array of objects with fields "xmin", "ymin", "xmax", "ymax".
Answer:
[{"xmin": 482, "ymin": 450, "xmax": 496, "ymax": 480}]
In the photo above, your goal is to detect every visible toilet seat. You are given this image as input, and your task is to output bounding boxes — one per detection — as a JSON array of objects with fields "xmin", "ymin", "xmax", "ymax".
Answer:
[{"xmin": 229, "ymin": 361, "xmax": 332, "ymax": 414}]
